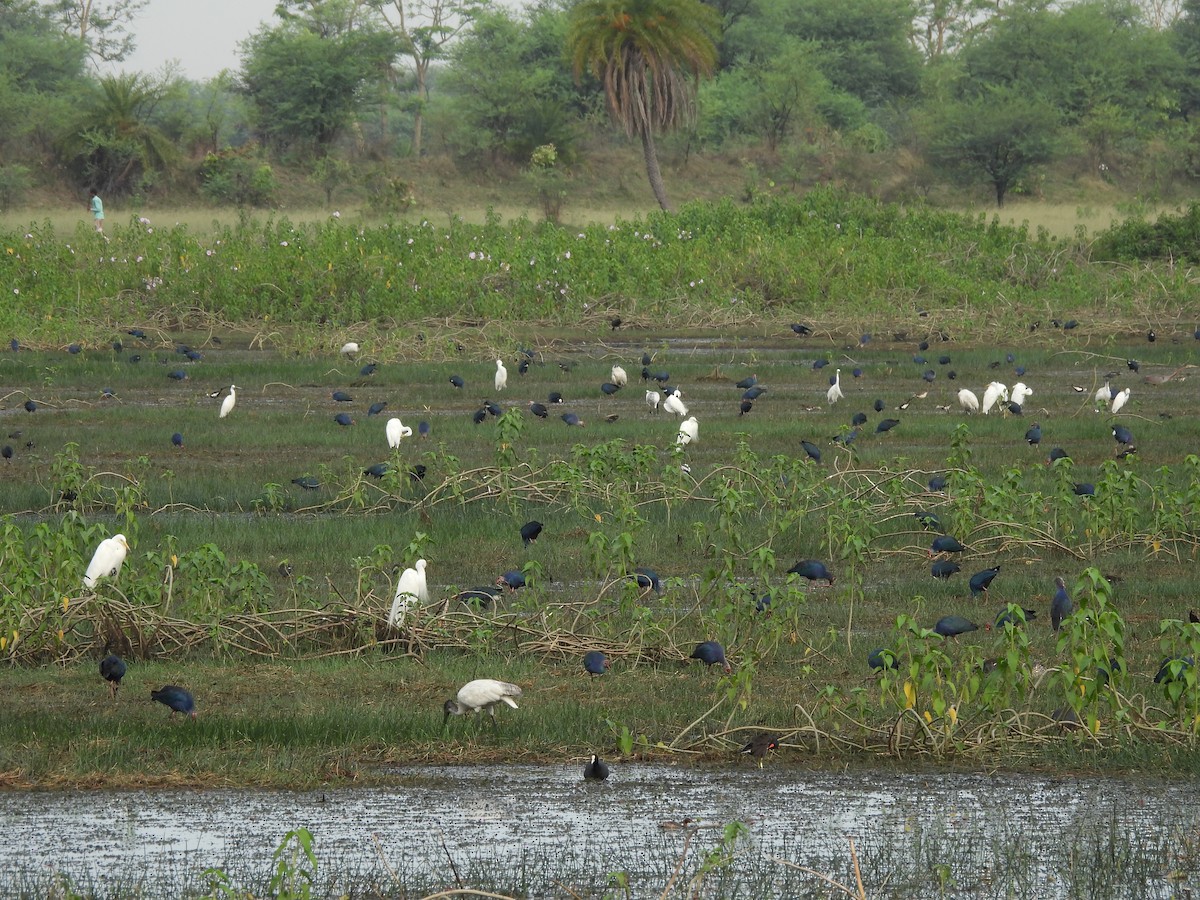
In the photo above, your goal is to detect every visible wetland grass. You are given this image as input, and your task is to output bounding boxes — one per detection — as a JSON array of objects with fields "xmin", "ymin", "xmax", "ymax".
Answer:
[{"xmin": 2, "ymin": 332, "xmax": 1200, "ymax": 785}]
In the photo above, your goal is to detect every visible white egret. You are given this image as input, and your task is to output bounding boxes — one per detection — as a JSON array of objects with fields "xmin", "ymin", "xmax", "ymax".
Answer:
[
  {"xmin": 981, "ymin": 382, "xmax": 1008, "ymax": 415},
  {"xmin": 1110, "ymin": 388, "xmax": 1131, "ymax": 414},
  {"xmin": 677, "ymin": 416, "xmax": 699, "ymax": 446},
  {"xmin": 385, "ymin": 417, "xmax": 413, "ymax": 448},
  {"xmin": 662, "ymin": 389, "xmax": 689, "ymax": 417},
  {"xmin": 957, "ymin": 389, "xmax": 980, "ymax": 413},
  {"xmin": 645, "ymin": 390, "xmax": 661, "ymax": 412},
  {"xmin": 610, "ymin": 365, "xmax": 628, "ymax": 387},
  {"xmin": 218, "ymin": 384, "xmax": 237, "ymax": 419},
  {"xmin": 83, "ymin": 533, "xmax": 130, "ymax": 589},
  {"xmin": 1010, "ymin": 382, "xmax": 1032, "ymax": 407},
  {"xmin": 494, "ymin": 359, "xmax": 508, "ymax": 392},
  {"xmin": 443, "ymin": 678, "xmax": 522, "ymax": 730},
  {"xmin": 826, "ymin": 369, "xmax": 844, "ymax": 405},
  {"xmin": 1094, "ymin": 381, "xmax": 1112, "ymax": 411},
  {"xmin": 340, "ymin": 342, "xmax": 359, "ymax": 357},
  {"xmin": 387, "ymin": 559, "xmax": 429, "ymax": 627}
]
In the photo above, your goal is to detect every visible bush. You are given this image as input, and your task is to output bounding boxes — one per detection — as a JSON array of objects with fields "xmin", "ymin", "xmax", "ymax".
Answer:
[
  {"xmin": 199, "ymin": 146, "xmax": 277, "ymax": 207},
  {"xmin": 0, "ymin": 164, "xmax": 31, "ymax": 209}
]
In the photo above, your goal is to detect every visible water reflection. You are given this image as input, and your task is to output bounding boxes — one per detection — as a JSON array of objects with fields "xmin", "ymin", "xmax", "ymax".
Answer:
[{"xmin": 4, "ymin": 764, "xmax": 1198, "ymax": 898}]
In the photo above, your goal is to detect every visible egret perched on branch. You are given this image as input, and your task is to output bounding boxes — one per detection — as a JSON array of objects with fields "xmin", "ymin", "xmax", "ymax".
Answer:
[
  {"xmin": 677, "ymin": 416, "xmax": 699, "ymax": 446},
  {"xmin": 386, "ymin": 418, "xmax": 413, "ymax": 448},
  {"xmin": 827, "ymin": 369, "xmax": 844, "ymax": 405},
  {"xmin": 443, "ymin": 679, "xmax": 522, "ymax": 731},
  {"xmin": 662, "ymin": 389, "xmax": 688, "ymax": 417},
  {"xmin": 83, "ymin": 533, "xmax": 130, "ymax": 589},
  {"xmin": 388, "ymin": 559, "xmax": 429, "ymax": 627},
  {"xmin": 218, "ymin": 384, "xmax": 237, "ymax": 419},
  {"xmin": 495, "ymin": 359, "xmax": 508, "ymax": 392}
]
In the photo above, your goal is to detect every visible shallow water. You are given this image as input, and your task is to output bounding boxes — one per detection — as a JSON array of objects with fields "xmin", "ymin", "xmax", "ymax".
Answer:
[{"xmin": 4, "ymin": 764, "xmax": 1199, "ymax": 898}]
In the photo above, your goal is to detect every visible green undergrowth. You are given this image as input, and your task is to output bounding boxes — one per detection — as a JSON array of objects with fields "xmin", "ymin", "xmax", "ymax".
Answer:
[{"xmin": 0, "ymin": 190, "xmax": 1194, "ymax": 344}]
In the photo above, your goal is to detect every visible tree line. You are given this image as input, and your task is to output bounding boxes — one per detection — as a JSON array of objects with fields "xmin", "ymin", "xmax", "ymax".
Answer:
[{"xmin": 4, "ymin": 0, "xmax": 1200, "ymax": 210}]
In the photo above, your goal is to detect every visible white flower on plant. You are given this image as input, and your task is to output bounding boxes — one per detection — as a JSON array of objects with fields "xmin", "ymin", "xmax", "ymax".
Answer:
[
  {"xmin": 563, "ymin": 251, "xmax": 570, "ymax": 259},
  {"xmin": 331, "ymin": 210, "xmax": 341, "ymax": 218}
]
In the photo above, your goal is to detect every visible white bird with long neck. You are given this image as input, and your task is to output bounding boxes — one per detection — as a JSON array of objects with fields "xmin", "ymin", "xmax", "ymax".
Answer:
[
  {"xmin": 443, "ymin": 678, "xmax": 522, "ymax": 731},
  {"xmin": 494, "ymin": 359, "xmax": 508, "ymax": 392},
  {"xmin": 386, "ymin": 417, "xmax": 413, "ymax": 448},
  {"xmin": 219, "ymin": 384, "xmax": 237, "ymax": 419},
  {"xmin": 1094, "ymin": 381, "xmax": 1112, "ymax": 411},
  {"xmin": 981, "ymin": 382, "xmax": 1008, "ymax": 415},
  {"xmin": 610, "ymin": 365, "xmax": 628, "ymax": 387},
  {"xmin": 388, "ymin": 559, "xmax": 429, "ymax": 627},
  {"xmin": 1010, "ymin": 382, "xmax": 1032, "ymax": 407},
  {"xmin": 957, "ymin": 388, "xmax": 979, "ymax": 413},
  {"xmin": 676, "ymin": 416, "xmax": 698, "ymax": 446},
  {"xmin": 83, "ymin": 533, "xmax": 130, "ymax": 589},
  {"xmin": 645, "ymin": 390, "xmax": 660, "ymax": 412},
  {"xmin": 826, "ymin": 369, "xmax": 843, "ymax": 405},
  {"xmin": 1110, "ymin": 387, "xmax": 1131, "ymax": 414},
  {"xmin": 662, "ymin": 389, "xmax": 688, "ymax": 417}
]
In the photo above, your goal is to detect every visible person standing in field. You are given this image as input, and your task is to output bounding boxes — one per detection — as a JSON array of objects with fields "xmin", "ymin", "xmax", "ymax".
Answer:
[{"xmin": 89, "ymin": 188, "xmax": 104, "ymax": 232}]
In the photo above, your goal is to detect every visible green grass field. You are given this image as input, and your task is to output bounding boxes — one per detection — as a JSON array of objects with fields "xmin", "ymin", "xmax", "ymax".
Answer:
[{"xmin": 2, "ymin": 322, "xmax": 1199, "ymax": 786}]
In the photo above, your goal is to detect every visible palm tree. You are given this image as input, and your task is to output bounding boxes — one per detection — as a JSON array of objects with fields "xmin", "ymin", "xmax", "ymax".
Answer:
[
  {"xmin": 568, "ymin": 0, "xmax": 720, "ymax": 211},
  {"xmin": 65, "ymin": 73, "xmax": 177, "ymax": 195}
]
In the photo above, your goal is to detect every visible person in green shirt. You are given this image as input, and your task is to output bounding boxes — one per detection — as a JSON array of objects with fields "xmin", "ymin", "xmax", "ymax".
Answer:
[{"xmin": 89, "ymin": 189, "xmax": 104, "ymax": 232}]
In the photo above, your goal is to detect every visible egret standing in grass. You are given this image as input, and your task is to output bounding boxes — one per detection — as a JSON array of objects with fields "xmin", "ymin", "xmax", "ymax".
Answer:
[
  {"xmin": 443, "ymin": 679, "xmax": 522, "ymax": 732},
  {"xmin": 676, "ymin": 416, "xmax": 698, "ymax": 446},
  {"xmin": 663, "ymin": 389, "xmax": 688, "ymax": 417},
  {"xmin": 386, "ymin": 418, "xmax": 413, "ymax": 449},
  {"xmin": 1110, "ymin": 387, "xmax": 1130, "ymax": 414},
  {"xmin": 218, "ymin": 384, "xmax": 237, "ymax": 419},
  {"xmin": 388, "ymin": 559, "xmax": 429, "ymax": 627},
  {"xmin": 981, "ymin": 382, "xmax": 1008, "ymax": 415},
  {"xmin": 645, "ymin": 390, "xmax": 661, "ymax": 412},
  {"xmin": 958, "ymin": 388, "xmax": 980, "ymax": 412},
  {"xmin": 83, "ymin": 534, "xmax": 130, "ymax": 590},
  {"xmin": 495, "ymin": 359, "xmax": 508, "ymax": 392},
  {"xmin": 340, "ymin": 342, "xmax": 359, "ymax": 357},
  {"xmin": 610, "ymin": 365, "xmax": 628, "ymax": 387},
  {"xmin": 827, "ymin": 369, "xmax": 844, "ymax": 405},
  {"xmin": 1010, "ymin": 382, "xmax": 1032, "ymax": 407}
]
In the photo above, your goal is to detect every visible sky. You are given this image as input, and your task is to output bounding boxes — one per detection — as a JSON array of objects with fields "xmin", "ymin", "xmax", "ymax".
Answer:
[{"xmin": 119, "ymin": 0, "xmax": 282, "ymax": 81}]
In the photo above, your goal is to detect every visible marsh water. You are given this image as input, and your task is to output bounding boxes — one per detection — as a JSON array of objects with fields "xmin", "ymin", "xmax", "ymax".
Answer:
[{"xmin": 4, "ymin": 764, "xmax": 1198, "ymax": 898}]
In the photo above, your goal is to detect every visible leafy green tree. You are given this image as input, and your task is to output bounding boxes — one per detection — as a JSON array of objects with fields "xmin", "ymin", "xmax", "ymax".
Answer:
[
  {"xmin": 961, "ymin": 1, "xmax": 1180, "ymax": 130},
  {"xmin": 929, "ymin": 86, "xmax": 1061, "ymax": 206},
  {"xmin": 0, "ymin": 2, "xmax": 88, "ymax": 163},
  {"xmin": 367, "ymin": 0, "xmax": 491, "ymax": 157},
  {"xmin": 240, "ymin": 21, "xmax": 401, "ymax": 156},
  {"xmin": 780, "ymin": 0, "xmax": 922, "ymax": 105},
  {"xmin": 699, "ymin": 39, "xmax": 827, "ymax": 151},
  {"xmin": 47, "ymin": 0, "xmax": 148, "ymax": 63},
  {"xmin": 438, "ymin": 4, "xmax": 581, "ymax": 164},
  {"xmin": 567, "ymin": 0, "xmax": 721, "ymax": 211}
]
